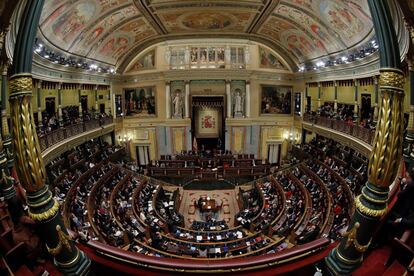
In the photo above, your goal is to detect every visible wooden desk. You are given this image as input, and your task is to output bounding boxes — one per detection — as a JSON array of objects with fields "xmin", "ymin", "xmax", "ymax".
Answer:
[{"xmin": 200, "ymin": 199, "xmax": 218, "ymax": 212}]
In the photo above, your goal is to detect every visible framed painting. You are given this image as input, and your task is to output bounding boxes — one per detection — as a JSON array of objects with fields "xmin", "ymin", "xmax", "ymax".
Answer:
[
  {"xmin": 124, "ymin": 86, "xmax": 156, "ymax": 117},
  {"xmin": 260, "ymin": 85, "xmax": 292, "ymax": 115}
]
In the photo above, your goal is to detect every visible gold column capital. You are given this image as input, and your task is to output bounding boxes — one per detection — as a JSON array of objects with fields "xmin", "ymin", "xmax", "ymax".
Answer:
[
  {"xmin": 9, "ymin": 74, "xmax": 33, "ymax": 95},
  {"xmin": 379, "ymin": 68, "xmax": 405, "ymax": 91}
]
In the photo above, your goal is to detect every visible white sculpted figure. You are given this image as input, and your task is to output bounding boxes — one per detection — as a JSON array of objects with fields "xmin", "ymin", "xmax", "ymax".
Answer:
[
  {"xmin": 234, "ymin": 89, "xmax": 243, "ymax": 117},
  {"xmin": 172, "ymin": 90, "xmax": 182, "ymax": 118}
]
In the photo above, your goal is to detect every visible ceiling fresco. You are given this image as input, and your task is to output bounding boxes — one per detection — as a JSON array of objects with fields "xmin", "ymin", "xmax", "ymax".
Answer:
[{"xmin": 37, "ymin": 0, "xmax": 374, "ymax": 70}]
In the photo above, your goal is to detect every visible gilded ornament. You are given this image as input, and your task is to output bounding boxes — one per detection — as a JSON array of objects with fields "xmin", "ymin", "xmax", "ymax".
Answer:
[
  {"xmin": 343, "ymin": 222, "xmax": 371, "ymax": 253},
  {"xmin": 10, "ymin": 81, "xmax": 46, "ymax": 192},
  {"xmin": 28, "ymin": 198, "xmax": 59, "ymax": 221},
  {"xmin": 355, "ymin": 195, "xmax": 388, "ymax": 218},
  {"xmin": 9, "ymin": 74, "xmax": 33, "ymax": 95},
  {"xmin": 368, "ymin": 78, "xmax": 404, "ymax": 187},
  {"xmin": 46, "ymin": 225, "xmax": 72, "ymax": 256},
  {"xmin": 378, "ymin": 69, "xmax": 405, "ymax": 90}
]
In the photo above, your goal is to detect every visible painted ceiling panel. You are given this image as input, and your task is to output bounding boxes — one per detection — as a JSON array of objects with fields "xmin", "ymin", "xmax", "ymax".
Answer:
[
  {"xmin": 158, "ymin": 10, "xmax": 255, "ymax": 33},
  {"xmin": 37, "ymin": 0, "xmax": 374, "ymax": 68},
  {"xmin": 90, "ymin": 18, "xmax": 157, "ymax": 64}
]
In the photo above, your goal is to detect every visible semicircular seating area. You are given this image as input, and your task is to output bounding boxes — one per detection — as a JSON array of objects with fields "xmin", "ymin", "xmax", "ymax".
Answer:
[{"xmin": 43, "ymin": 135, "xmax": 374, "ymax": 267}]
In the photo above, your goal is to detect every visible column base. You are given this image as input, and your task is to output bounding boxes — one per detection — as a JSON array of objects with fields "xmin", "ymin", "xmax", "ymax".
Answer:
[
  {"xmin": 325, "ymin": 248, "xmax": 362, "ymax": 276},
  {"xmin": 54, "ymin": 250, "xmax": 91, "ymax": 276}
]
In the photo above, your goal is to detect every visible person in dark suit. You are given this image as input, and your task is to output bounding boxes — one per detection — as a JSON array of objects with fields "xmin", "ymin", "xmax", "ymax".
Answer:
[{"xmin": 385, "ymin": 171, "xmax": 414, "ymax": 238}]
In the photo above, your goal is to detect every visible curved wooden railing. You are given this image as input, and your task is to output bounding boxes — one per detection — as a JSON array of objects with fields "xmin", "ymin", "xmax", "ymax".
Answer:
[
  {"xmin": 300, "ymin": 164, "xmax": 334, "ymax": 236},
  {"xmin": 288, "ymin": 173, "xmax": 313, "ymax": 236},
  {"xmin": 303, "ymin": 114, "xmax": 375, "ymax": 145},
  {"xmin": 87, "ymin": 166, "xmax": 119, "ymax": 242},
  {"xmin": 82, "ymin": 237, "xmax": 330, "ymax": 273},
  {"xmin": 316, "ymin": 160, "xmax": 355, "ymax": 217},
  {"xmin": 267, "ymin": 176, "xmax": 287, "ymax": 232},
  {"xmin": 38, "ymin": 117, "xmax": 114, "ymax": 152}
]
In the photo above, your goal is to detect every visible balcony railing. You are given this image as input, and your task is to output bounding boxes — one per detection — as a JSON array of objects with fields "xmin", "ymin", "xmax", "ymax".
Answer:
[
  {"xmin": 303, "ymin": 114, "xmax": 375, "ymax": 145},
  {"xmin": 38, "ymin": 117, "xmax": 114, "ymax": 152}
]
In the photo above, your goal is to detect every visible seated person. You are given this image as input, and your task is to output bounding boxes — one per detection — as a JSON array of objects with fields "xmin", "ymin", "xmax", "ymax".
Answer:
[{"xmin": 297, "ymin": 224, "xmax": 320, "ymax": 245}]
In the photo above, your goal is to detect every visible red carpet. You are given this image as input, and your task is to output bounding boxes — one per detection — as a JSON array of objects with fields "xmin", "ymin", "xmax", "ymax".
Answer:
[
  {"xmin": 382, "ymin": 260, "xmax": 406, "ymax": 276},
  {"xmin": 354, "ymin": 247, "xmax": 391, "ymax": 276}
]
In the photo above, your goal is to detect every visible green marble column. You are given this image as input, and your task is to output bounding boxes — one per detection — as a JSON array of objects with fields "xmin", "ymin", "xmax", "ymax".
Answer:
[
  {"xmin": 9, "ymin": 0, "xmax": 90, "ymax": 274},
  {"xmin": 325, "ymin": 0, "xmax": 404, "ymax": 274},
  {"xmin": 0, "ymin": 64, "xmax": 21, "ymax": 222}
]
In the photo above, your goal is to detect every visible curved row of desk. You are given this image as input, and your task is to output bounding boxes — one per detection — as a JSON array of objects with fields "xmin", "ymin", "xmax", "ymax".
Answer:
[{"xmin": 45, "ymin": 142, "xmax": 374, "ymax": 273}]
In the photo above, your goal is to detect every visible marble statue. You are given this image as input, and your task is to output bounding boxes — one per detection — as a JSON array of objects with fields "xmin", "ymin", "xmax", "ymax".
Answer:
[
  {"xmin": 172, "ymin": 90, "xmax": 183, "ymax": 118},
  {"xmin": 233, "ymin": 89, "xmax": 244, "ymax": 117}
]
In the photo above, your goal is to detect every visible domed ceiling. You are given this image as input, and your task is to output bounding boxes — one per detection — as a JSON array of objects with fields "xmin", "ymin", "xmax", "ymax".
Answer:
[{"xmin": 38, "ymin": 0, "xmax": 374, "ymax": 71}]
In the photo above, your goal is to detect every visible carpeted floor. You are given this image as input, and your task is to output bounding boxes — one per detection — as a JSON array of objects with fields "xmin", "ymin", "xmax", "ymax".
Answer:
[
  {"xmin": 179, "ymin": 189, "xmax": 239, "ymax": 228},
  {"xmin": 184, "ymin": 180, "xmax": 235, "ymax": 190},
  {"xmin": 353, "ymin": 246, "xmax": 392, "ymax": 276}
]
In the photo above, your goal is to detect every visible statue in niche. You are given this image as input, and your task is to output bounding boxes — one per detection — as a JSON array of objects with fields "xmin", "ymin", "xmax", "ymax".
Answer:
[
  {"xmin": 172, "ymin": 89, "xmax": 183, "ymax": 118},
  {"xmin": 233, "ymin": 88, "xmax": 244, "ymax": 117}
]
